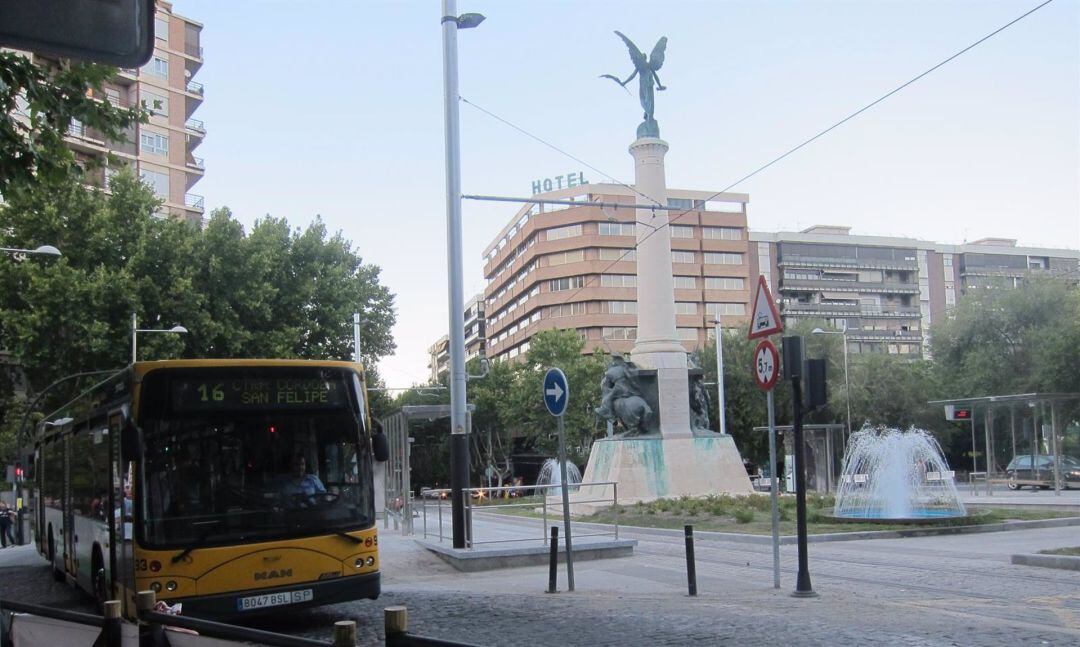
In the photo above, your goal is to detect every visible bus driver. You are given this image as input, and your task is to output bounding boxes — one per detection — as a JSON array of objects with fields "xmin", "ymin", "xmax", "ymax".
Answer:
[{"xmin": 279, "ymin": 455, "xmax": 326, "ymax": 506}]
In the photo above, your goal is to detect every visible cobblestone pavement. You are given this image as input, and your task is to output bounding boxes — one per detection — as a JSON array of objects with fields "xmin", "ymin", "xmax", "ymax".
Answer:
[{"xmin": 2, "ymin": 522, "xmax": 1078, "ymax": 646}]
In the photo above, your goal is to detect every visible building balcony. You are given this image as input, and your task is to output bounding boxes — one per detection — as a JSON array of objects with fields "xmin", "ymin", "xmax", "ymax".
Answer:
[
  {"xmin": 186, "ymin": 81, "xmax": 204, "ymax": 96},
  {"xmin": 847, "ymin": 330, "xmax": 922, "ymax": 342},
  {"xmin": 780, "ymin": 278, "xmax": 920, "ymax": 294},
  {"xmin": 860, "ymin": 305, "xmax": 921, "ymax": 318},
  {"xmin": 186, "ymin": 156, "xmax": 205, "ymax": 171},
  {"xmin": 184, "ymin": 118, "xmax": 206, "ymax": 134},
  {"xmin": 184, "ymin": 193, "xmax": 205, "ymax": 211},
  {"xmin": 778, "ymin": 256, "xmax": 918, "ymax": 271},
  {"xmin": 781, "ymin": 302, "xmax": 860, "ymax": 317},
  {"xmin": 185, "ymin": 42, "xmax": 204, "ymax": 59}
]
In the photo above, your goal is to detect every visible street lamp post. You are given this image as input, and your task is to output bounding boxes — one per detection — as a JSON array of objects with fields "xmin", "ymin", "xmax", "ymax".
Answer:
[
  {"xmin": 441, "ymin": 0, "xmax": 484, "ymax": 550},
  {"xmin": 713, "ymin": 316, "xmax": 727, "ymax": 435},
  {"xmin": 812, "ymin": 326, "xmax": 851, "ymax": 440},
  {"xmin": 131, "ymin": 312, "xmax": 188, "ymax": 363}
]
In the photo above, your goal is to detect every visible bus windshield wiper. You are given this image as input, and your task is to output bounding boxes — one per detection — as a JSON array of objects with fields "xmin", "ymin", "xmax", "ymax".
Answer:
[
  {"xmin": 334, "ymin": 530, "xmax": 363, "ymax": 544},
  {"xmin": 171, "ymin": 520, "xmax": 223, "ymax": 564}
]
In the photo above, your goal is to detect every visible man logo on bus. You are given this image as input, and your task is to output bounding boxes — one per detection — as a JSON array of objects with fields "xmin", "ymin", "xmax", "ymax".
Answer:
[{"xmin": 254, "ymin": 568, "xmax": 293, "ymax": 581}]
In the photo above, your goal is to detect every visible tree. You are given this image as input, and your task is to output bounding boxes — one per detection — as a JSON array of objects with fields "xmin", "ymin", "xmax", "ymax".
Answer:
[
  {"xmin": 0, "ymin": 52, "xmax": 144, "ymax": 194},
  {"xmin": 0, "ymin": 170, "xmax": 397, "ymax": 470}
]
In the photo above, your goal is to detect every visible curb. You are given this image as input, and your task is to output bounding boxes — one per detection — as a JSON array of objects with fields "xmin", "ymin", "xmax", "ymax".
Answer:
[
  {"xmin": 415, "ymin": 538, "xmax": 638, "ymax": 572},
  {"xmin": 1010, "ymin": 553, "xmax": 1080, "ymax": 571},
  {"xmin": 570, "ymin": 515, "xmax": 1080, "ymax": 546}
]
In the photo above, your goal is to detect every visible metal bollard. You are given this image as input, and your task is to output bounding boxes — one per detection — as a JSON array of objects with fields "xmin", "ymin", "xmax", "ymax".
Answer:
[
  {"xmin": 333, "ymin": 620, "xmax": 357, "ymax": 646},
  {"xmin": 103, "ymin": 600, "xmax": 122, "ymax": 647},
  {"xmin": 384, "ymin": 606, "xmax": 408, "ymax": 646},
  {"xmin": 546, "ymin": 525, "xmax": 559, "ymax": 593},
  {"xmin": 684, "ymin": 524, "xmax": 697, "ymax": 597}
]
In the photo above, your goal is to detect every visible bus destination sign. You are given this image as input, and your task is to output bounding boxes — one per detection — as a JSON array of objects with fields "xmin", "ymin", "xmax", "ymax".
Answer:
[{"xmin": 171, "ymin": 377, "xmax": 348, "ymax": 411}]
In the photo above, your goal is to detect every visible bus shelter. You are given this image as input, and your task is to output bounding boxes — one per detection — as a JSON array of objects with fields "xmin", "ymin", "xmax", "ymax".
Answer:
[
  {"xmin": 379, "ymin": 404, "xmax": 473, "ymax": 535},
  {"xmin": 928, "ymin": 393, "xmax": 1079, "ymax": 495},
  {"xmin": 752, "ymin": 424, "xmax": 845, "ymax": 494}
]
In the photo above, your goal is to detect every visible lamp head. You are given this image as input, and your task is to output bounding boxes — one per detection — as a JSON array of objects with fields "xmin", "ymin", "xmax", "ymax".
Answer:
[
  {"xmin": 456, "ymin": 13, "xmax": 486, "ymax": 29},
  {"xmin": 169, "ymin": 325, "xmax": 188, "ymax": 334},
  {"xmin": 33, "ymin": 245, "xmax": 62, "ymax": 256}
]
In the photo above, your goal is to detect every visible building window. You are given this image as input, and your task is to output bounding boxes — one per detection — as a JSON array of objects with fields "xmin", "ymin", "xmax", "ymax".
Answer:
[
  {"xmin": 140, "ymin": 131, "xmax": 169, "ymax": 156},
  {"xmin": 673, "ymin": 276, "xmax": 697, "ymax": 289},
  {"xmin": 707, "ymin": 303, "xmax": 746, "ymax": 316},
  {"xmin": 608, "ymin": 301, "xmax": 637, "ymax": 314},
  {"xmin": 667, "ymin": 198, "xmax": 703, "ymax": 210},
  {"xmin": 144, "ymin": 56, "xmax": 168, "ymax": 79},
  {"xmin": 598, "ymin": 247, "xmax": 636, "ymax": 261},
  {"xmin": 671, "ymin": 250, "xmax": 696, "ymax": 263},
  {"xmin": 545, "ymin": 224, "xmax": 582, "ymax": 241},
  {"xmin": 703, "ymin": 252, "xmax": 743, "ymax": 265},
  {"xmin": 549, "ymin": 276, "xmax": 585, "ymax": 292},
  {"xmin": 141, "ymin": 90, "xmax": 168, "ymax": 116},
  {"xmin": 705, "ymin": 277, "xmax": 745, "ymax": 290},
  {"xmin": 602, "ymin": 327, "xmax": 637, "ymax": 340},
  {"xmin": 599, "ymin": 222, "xmax": 636, "ymax": 236},
  {"xmin": 546, "ymin": 249, "xmax": 584, "ymax": 266},
  {"xmin": 675, "ymin": 302, "xmax": 698, "ymax": 315},
  {"xmin": 549, "ymin": 302, "xmax": 586, "ymax": 317},
  {"xmin": 155, "ymin": 17, "xmax": 169, "ymax": 41},
  {"xmin": 601, "ymin": 274, "xmax": 637, "ymax": 288},
  {"xmin": 670, "ymin": 225, "xmax": 694, "ymax": 238},
  {"xmin": 139, "ymin": 169, "xmax": 169, "ymax": 197},
  {"xmin": 104, "ymin": 88, "xmax": 121, "ymax": 106},
  {"xmin": 677, "ymin": 327, "xmax": 699, "ymax": 341},
  {"xmin": 702, "ymin": 226, "xmax": 742, "ymax": 241}
]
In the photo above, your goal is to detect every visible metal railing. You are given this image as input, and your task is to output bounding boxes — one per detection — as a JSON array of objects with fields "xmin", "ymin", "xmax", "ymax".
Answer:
[
  {"xmin": 186, "ymin": 80, "xmax": 204, "ymax": 95},
  {"xmin": 184, "ymin": 193, "xmax": 205, "ymax": 211},
  {"xmin": 184, "ymin": 117, "xmax": 205, "ymax": 133},
  {"xmin": 187, "ymin": 156, "xmax": 205, "ymax": 170},
  {"xmin": 420, "ymin": 481, "xmax": 620, "ymax": 547}
]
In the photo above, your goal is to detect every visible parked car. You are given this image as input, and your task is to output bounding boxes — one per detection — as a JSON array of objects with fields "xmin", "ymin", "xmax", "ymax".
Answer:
[{"xmin": 1004, "ymin": 454, "xmax": 1080, "ymax": 490}]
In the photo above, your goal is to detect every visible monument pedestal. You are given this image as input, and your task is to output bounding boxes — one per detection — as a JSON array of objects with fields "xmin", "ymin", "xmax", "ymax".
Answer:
[{"xmin": 573, "ymin": 436, "xmax": 752, "ymax": 512}]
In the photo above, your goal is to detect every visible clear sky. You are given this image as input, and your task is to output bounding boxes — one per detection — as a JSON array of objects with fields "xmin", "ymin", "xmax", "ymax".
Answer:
[{"xmin": 175, "ymin": 0, "xmax": 1078, "ymax": 388}]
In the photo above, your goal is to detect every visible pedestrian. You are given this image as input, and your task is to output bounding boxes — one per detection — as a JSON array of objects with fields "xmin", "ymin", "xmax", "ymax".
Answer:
[{"xmin": 0, "ymin": 501, "xmax": 15, "ymax": 548}]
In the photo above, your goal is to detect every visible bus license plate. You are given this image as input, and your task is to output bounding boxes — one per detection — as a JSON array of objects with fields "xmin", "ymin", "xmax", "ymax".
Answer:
[{"xmin": 237, "ymin": 589, "xmax": 313, "ymax": 611}]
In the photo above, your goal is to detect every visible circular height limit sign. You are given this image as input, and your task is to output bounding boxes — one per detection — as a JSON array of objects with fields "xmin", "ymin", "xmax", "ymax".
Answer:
[{"xmin": 753, "ymin": 339, "xmax": 780, "ymax": 391}]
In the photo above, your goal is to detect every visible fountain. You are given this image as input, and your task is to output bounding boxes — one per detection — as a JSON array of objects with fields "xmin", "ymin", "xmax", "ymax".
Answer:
[
  {"xmin": 536, "ymin": 458, "xmax": 582, "ymax": 493},
  {"xmin": 833, "ymin": 426, "xmax": 968, "ymax": 521}
]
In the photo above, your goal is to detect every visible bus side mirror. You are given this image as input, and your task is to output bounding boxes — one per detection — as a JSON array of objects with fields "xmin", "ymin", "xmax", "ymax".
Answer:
[{"xmin": 371, "ymin": 421, "xmax": 389, "ymax": 463}]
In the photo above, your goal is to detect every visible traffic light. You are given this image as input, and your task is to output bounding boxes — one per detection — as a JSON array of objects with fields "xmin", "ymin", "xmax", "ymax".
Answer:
[
  {"xmin": 14, "ymin": 462, "xmax": 23, "ymax": 480},
  {"xmin": 945, "ymin": 405, "xmax": 973, "ymax": 421}
]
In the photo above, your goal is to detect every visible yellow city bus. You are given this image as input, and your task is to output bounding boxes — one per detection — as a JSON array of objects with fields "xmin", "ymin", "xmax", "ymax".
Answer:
[{"xmin": 32, "ymin": 359, "xmax": 387, "ymax": 618}]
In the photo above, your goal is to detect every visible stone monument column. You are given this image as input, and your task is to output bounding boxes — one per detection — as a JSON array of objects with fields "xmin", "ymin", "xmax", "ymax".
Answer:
[{"xmin": 629, "ymin": 137, "xmax": 692, "ymax": 439}]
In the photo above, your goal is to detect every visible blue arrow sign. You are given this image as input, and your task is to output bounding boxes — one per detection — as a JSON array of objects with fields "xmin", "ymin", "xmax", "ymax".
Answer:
[{"xmin": 543, "ymin": 367, "xmax": 570, "ymax": 417}]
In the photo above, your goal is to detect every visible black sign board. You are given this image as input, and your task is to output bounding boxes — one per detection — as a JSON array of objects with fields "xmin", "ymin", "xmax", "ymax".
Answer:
[
  {"xmin": 171, "ymin": 377, "xmax": 349, "ymax": 412},
  {"xmin": 0, "ymin": 0, "xmax": 155, "ymax": 68},
  {"xmin": 945, "ymin": 405, "xmax": 973, "ymax": 421}
]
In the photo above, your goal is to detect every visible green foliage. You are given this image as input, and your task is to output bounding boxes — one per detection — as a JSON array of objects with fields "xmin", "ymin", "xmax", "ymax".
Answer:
[
  {"xmin": 733, "ymin": 507, "xmax": 755, "ymax": 524},
  {"xmin": 0, "ymin": 52, "xmax": 145, "ymax": 194},
  {"xmin": 0, "ymin": 171, "xmax": 397, "ymax": 467}
]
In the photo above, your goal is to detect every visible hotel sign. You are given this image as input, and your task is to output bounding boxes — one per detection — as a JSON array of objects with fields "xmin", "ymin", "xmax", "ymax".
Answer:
[{"xmin": 531, "ymin": 171, "xmax": 589, "ymax": 195}]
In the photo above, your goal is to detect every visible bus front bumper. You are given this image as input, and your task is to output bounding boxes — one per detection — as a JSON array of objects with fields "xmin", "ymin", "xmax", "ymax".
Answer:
[{"xmin": 169, "ymin": 571, "xmax": 380, "ymax": 619}]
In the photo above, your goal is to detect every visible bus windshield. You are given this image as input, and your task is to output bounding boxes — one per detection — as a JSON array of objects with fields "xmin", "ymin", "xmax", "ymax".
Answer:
[{"xmin": 137, "ymin": 367, "xmax": 373, "ymax": 548}]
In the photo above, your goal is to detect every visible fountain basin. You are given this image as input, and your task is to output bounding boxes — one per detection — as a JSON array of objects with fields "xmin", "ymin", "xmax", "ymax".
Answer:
[{"xmin": 828, "ymin": 508, "xmax": 982, "ymax": 525}]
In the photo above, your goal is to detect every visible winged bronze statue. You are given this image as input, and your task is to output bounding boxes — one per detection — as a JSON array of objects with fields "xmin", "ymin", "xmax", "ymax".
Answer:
[{"xmin": 600, "ymin": 31, "xmax": 668, "ymax": 137}]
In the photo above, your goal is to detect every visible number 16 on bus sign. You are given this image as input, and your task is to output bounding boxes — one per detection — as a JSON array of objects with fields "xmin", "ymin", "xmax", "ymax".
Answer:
[{"xmin": 754, "ymin": 340, "xmax": 780, "ymax": 391}]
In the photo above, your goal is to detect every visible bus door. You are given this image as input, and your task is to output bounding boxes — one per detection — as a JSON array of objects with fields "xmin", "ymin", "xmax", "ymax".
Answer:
[
  {"xmin": 63, "ymin": 433, "xmax": 74, "ymax": 574},
  {"xmin": 108, "ymin": 408, "xmax": 134, "ymax": 600}
]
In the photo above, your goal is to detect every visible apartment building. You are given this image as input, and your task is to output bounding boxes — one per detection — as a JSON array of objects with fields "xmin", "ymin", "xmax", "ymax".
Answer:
[
  {"xmin": 481, "ymin": 184, "xmax": 752, "ymax": 362},
  {"xmin": 751, "ymin": 226, "xmax": 1080, "ymax": 356},
  {"xmin": 14, "ymin": 2, "xmax": 205, "ymax": 222},
  {"xmin": 427, "ymin": 294, "xmax": 487, "ymax": 382}
]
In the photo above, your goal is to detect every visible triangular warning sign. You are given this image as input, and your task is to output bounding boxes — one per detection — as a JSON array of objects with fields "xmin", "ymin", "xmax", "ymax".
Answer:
[{"xmin": 748, "ymin": 274, "xmax": 783, "ymax": 340}]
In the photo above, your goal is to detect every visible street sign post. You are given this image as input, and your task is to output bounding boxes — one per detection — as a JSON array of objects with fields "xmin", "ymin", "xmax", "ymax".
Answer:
[
  {"xmin": 753, "ymin": 340, "xmax": 780, "ymax": 392},
  {"xmin": 751, "ymin": 339, "xmax": 781, "ymax": 589},
  {"xmin": 748, "ymin": 275, "xmax": 783, "ymax": 340},
  {"xmin": 542, "ymin": 367, "xmax": 574, "ymax": 591}
]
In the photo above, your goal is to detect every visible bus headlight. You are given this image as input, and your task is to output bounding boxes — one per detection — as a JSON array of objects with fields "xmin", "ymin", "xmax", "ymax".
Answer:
[
  {"xmin": 166, "ymin": 581, "xmax": 178, "ymax": 592},
  {"xmin": 365, "ymin": 556, "xmax": 375, "ymax": 567},
  {"xmin": 150, "ymin": 582, "xmax": 162, "ymax": 593},
  {"xmin": 354, "ymin": 558, "xmax": 363, "ymax": 568}
]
